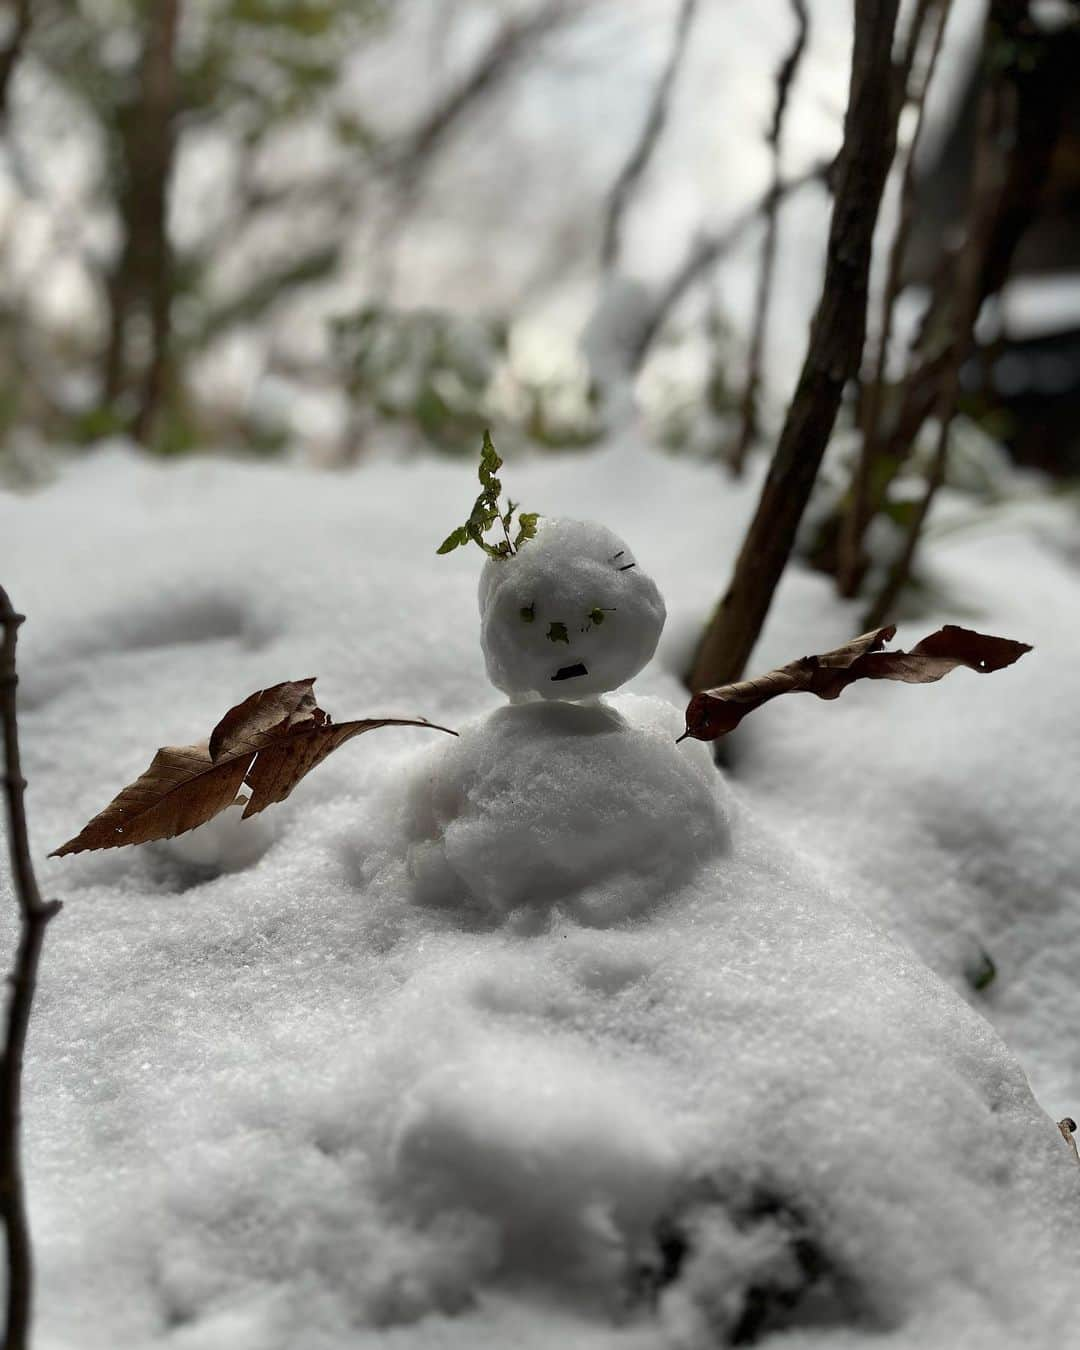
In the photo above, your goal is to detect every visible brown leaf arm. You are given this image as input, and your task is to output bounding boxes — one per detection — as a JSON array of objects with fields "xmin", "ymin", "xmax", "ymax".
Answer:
[
  {"xmin": 240, "ymin": 717, "xmax": 455, "ymax": 818},
  {"xmin": 53, "ymin": 679, "xmax": 458, "ymax": 856},
  {"xmin": 681, "ymin": 625, "xmax": 1030, "ymax": 742},
  {"xmin": 50, "ymin": 744, "xmax": 254, "ymax": 857}
]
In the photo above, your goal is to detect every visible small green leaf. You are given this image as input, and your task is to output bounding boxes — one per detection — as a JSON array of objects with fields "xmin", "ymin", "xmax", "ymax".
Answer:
[
  {"xmin": 478, "ymin": 428, "xmax": 502, "ymax": 493},
  {"xmin": 515, "ymin": 512, "xmax": 539, "ymax": 548},
  {"xmin": 547, "ymin": 622, "xmax": 569, "ymax": 644},
  {"xmin": 436, "ymin": 432, "xmax": 538, "ymax": 560},
  {"xmin": 436, "ymin": 526, "xmax": 468, "ymax": 555}
]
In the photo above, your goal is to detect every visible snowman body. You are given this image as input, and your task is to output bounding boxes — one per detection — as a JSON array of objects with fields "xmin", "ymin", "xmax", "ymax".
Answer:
[{"xmin": 406, "ymin": 518, "xmax": 728, "ymax": 926}]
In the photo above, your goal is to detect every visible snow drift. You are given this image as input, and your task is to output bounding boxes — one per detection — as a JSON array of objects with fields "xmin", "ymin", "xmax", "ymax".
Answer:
[{"xmin": 1, "ymin": 443, "xmax": 1078, "ymax": 1349}]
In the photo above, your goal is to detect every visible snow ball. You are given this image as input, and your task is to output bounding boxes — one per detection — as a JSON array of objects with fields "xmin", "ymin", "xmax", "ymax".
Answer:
[
  {"xmin": 478, "ymin": 517, "xmax": 665, "ymax": 701},
  {"xmin": 404, "ymin": 693, "xmax": 728, "ymax": 926}
]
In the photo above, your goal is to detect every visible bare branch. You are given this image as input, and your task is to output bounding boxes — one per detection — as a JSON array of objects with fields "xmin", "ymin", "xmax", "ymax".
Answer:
[
  {"xmin": 0, "ymin": 584, "xmax": 62, "ymax": 1350},
  {"xmin": 102, "ymin": 0, "xmax": 182, "ymax": 441},
  {"xmin": 729, "ymin": 0, "xmax": 809, "ymax": 474},
  {"xmin": 600, "ymin": 0, "xmax": 699, "ymax": 270},
  {"xmin": 394, "ymin": 0, "xmax": 571, "ymax": 185},
  {"xmin": 837, "ymin": 0, "xmax": 952, "ymax": 595},
  {"xmin": 134, "ymin": 0, "xmax": 181, "ymax": 445},
  {"xmin": 864, "ymin": 54, "xmax": 1014, "ymax": 630},
  {"xmin": 0, "ymin": 0, "xmax": 32, "ymax": 123},
  {"xmin": 370, "ymin": 0, "xmax": 575, "ymax": 296},
  {"xmin": 686, "ymin": 0, "xmax": 903, "ymax": 692},
  {"xmin": 630, "ymin": 157, "xmax": 830, "ymax": 372}
]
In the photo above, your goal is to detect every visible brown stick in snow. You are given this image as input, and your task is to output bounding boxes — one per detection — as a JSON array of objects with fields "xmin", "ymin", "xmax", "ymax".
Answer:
[
  {"xmin": 686, "ymin": 0, "xmax": 903, "ymax": 692},
  {"xmin": 0, "ymin": 585, "xmax": 62, "ymax": 1350}
]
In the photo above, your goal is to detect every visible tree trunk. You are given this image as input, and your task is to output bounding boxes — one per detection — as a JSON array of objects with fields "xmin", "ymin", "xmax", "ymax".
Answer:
[{"xmin": 101, "ymin": 0, "xmax": 181, "ymax": 442}]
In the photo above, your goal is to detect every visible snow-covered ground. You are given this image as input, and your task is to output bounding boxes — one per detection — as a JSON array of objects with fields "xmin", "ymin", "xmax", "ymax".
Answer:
[{"xmin": 2, "ymin": 441, "xmax": 1079, "ymax": 1348}]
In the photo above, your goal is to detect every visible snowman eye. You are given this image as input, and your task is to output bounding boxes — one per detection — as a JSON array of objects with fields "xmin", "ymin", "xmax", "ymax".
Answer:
[{"xmin": 520, "ymin": 603, "xmax": 535, "ymax": 623}]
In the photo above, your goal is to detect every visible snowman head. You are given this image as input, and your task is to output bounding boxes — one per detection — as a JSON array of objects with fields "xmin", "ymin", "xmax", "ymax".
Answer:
[{"xmin": 478, "ymin": 518, "xmax": 666, "ymax": 701}]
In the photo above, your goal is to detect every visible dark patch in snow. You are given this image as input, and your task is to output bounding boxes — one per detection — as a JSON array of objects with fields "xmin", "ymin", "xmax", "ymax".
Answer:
[
  {"xmin": 551, "ymin": 662, "xmax": 589, "ymax": 681},
  {"xmin": 635, "ymin": 1177, "xmax": 861, "ymax": 1343}
]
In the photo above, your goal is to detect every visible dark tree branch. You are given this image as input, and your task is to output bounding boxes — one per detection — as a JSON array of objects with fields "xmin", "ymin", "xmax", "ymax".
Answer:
[
  {"xmin": 102, "ymin": 0, "xmax": 182, "ymax": 442},
  {"xmin": 133, "ymin": 0, "xmax": 181, "ymax": 445},
  {"xmin": 630, "ymin": 157, "xmax": 830, "ymax": 372},
  {"xmin": 864, "ymin": 24, "xmax": 1016, "ymax": 629},
  {"xmin": 0, "ymin": 0, "xmax": 32, "ymax": 123},
  {"xmin": 833, "ymin": 0, "xmax": 1071, "ymax": 609},
  {"xmin": 837, "ymin": 0, "xmax": 951, "ymax": 595},
  {"xmin": 369, "ymin": 0, "xmax": 574, "ymax": 297},
  {"xmin": 0, "ymin": 585, "xmax": 61, "ymax": 1350},
  {"xmin": 686, "ymin": 0, "xmax": 903, "ymax": 692},
  {"xmin": 394, "ymin": 0, "xmax": 571, "ymax": 185},
  {"xmin": 729, "ymin": 0, "xmax": 809, "ymax": 474},
  {"xmin": 600, "ymin": 0, "xmax": 699, "ymax": 270}
]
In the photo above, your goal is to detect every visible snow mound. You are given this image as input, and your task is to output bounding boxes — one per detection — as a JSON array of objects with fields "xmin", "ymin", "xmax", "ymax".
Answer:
[
  {"xmin": 392, "ymin": 1027, "xmax": 675, "ymax": 1292},
  {"xmin": 404, "ymin": 693, "xmax": 727, "ymax": 926}
]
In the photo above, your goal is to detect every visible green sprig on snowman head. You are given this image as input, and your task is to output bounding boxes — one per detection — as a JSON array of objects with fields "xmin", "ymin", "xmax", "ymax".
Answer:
[{"xmin": 436, "ymin": 430, "xmax": 539, "ymax": 560}]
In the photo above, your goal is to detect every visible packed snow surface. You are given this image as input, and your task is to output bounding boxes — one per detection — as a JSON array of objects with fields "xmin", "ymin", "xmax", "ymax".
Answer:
[{"xmin": 2, "ymin": 443, "xmax": 1079, "ymax": 1349}]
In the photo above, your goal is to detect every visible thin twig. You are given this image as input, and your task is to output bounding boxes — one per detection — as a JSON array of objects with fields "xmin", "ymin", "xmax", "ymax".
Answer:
[
  {"xmin": 0, "ymin": 584, "xmax": 62, "ymax": 1350},
  {"xmin": 865, "ymin": 0, "xmax": 1071, "ymax": 498},
  {"xmin": 729, "ymin": 0, "xmax": 809, "ymax": 475},
  {"xmin": 630, "ymin": 157, "xmax": 831, "ymax": 372},
  {"xmin": 394, "ymin": 0, "xmax": 571, "ymax": 184},
  {"xmin": 370, "ymin": 0, "xmax": 574, "ymax": 296},
  {"xmin": 863, "ymin": 52, "xmax": 1011, "ymax": 631},
  {"xmin": 837, "ymin": 0, "xmax": 952, "ymax": 595},
  {"xmin": 600, "ymin": 0, "xmax": 699, "ymax": 270},
  {"xmin": 686, "ymin": 0, "xmax": 903, "ymax": 692},
  {"xmin": 0, "ymin": 0, "xmax": 32, "ymax": 123}
]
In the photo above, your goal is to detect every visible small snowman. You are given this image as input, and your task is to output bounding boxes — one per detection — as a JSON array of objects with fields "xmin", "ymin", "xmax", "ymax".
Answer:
[{"xmin": 405, "ymin": 438, "xmax": 727, "ymax": 928}]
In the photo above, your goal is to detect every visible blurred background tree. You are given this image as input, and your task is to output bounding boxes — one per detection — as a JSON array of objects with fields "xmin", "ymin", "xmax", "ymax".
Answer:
[{"xmin": 1, "ymin": 0, "xmax": 1078, "ymax": 620}]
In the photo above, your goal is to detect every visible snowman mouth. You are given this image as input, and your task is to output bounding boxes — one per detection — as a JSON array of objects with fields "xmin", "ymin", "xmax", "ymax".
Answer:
[{"xmin": 552, "ymin": 662, "xmax": 589, "ymax": 682}]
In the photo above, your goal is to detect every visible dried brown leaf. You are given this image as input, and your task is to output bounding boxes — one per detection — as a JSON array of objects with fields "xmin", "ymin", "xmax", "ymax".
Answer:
[
  {"xmin": 52, "ymin": 679, "xmax": 457, "ymax": 856},
  {"xmin": 239, "ymin": 715, "xmax": 454, "ymax": 819},
  {"xmin": 1059, "ymin": 1117, "xmax": 1079, "ymax": 1163},
  {"xmin": 681, "ymin": 624, "xmax": 1031, "ymax": 742},
  {"xmin": 50, "ymin": 740, "xmax": 252, "ymax": 857}
]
